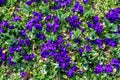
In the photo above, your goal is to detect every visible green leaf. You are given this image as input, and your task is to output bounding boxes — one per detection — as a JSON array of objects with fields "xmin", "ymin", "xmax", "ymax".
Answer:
[
  {"xmin": 21, "ymin": 5, "xmax": 30, "ymax": 14},
  {"xmin": 83, "ymin": 8, "xmax": 93, "ymax": 17},
  {"xmin": 46, "ymin": 34, "xmax": 57, "ymax": 41},
  {"xmin": 41, "ymin": 5, "xmax": 50, "ymax": 14},
  {"xmin": 57, "ymin": 11, "xmax": 69, "ymax": 22},
  {"xmin": 103, "ymin": 18, "xmax": 110, "ymax": 28},
  {"xmin": 104, "ymin": 33, "xmax": 119, "ymax": 39},
  {"xmin": 72, "ymin": 29, "xmax": 81, "ymax": 39},
  {"xmin": 88, "ymin": 30, "xmax": 98, "ymax": 40}
]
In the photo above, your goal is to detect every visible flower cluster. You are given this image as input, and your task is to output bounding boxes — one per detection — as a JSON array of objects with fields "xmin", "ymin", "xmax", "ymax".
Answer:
[
  {"xmin": 36, "ymin": 33, "xmax": 46, "ymax": 40},
  {"xmin": 45, "ymin": 15, "xmax": 60, "ymax": 33},
  {"xmin": 25, "ymin": 12, "xmax": 43, "ymax": 31},
  {"xmin": 104, "ymin": 38, "xmax": 118, "ymax": 47},
  {"xmin": 0, "ymin": 0, "xmax": 120, "ymax": 79},
  {"xmin": 0, "ymin": 21, "xmax": 8, "ymax": 33},
  {"xmin": 22, "ymin": 53, "xmax": 34, "ymax": 61},
  {"xmin": 25, "ymin": 12, "xmax": 60, "ymax": 34},
  {"xmin": 91, "ymin": 38, "xmax": 118, "ymax": 48},
  {"xmin": 12, "ymin": 16, "xmax": 21, "ymax": 22},
  {"xmin": 7, "ymin": 57, "xmax": 16, "ymax": 66},
  {"xmin": 53, "ymin": 0, "xmax": 72, "ymax": 10},
  {"xmin": 9, "ymin": 44, "xmax": 22, "ymax": 53},
  {"xmin": 8, "ymin": 38, "xmax": 31, "ymax": 54},
  {"xmin": 94, "ymin": 58, "xmax": 120, "ymax": 74},
  {"xmin": 0, "ymin": 19, "xmax": 18, "ymax": 33},
  {"xmin": 67, "ymin": 65, "xmax": 78, "ymax": 77},
  {"xmin": 110, "ymin": 58, "xmax": 120, "ymax": 69},
  {"xmin": 78, "ymin": 45, "xmax": 91, "ymax": 57},
  {"xmin": 52, "ymin": 48, "xmax": 71, "ymax": 69},
  {"xmin": 40, "ymin": 36, "xmax": 79, "ymax": 77},
  {"xmin": 92, "ymin": 38, "xmax": 103, "ymax": 49},
  {"xmin": 106, "ymin": 7, "xmax": 120, "ymax": 23},
  {"xmin": 8, "ymin": 38, "xmax": 34, "ymax": 62},
  {"xmin": 66, "ymin": 15, "xmax": 82, "ymax": 29},
  {"xmin": 6, "ymin": 38, "xmax": 34, "ymax": 66},
  {"xmin": 72, "ymin": 1, "xmax": 84, "ymax": 14},
  {"xmin": 94, "ymin": 64, "xmax": 103, "ymax": 74},
  {"xmin": 103, "ymin": 64, "xmax": 113, "ymax": 73},
  {"xmin": 87, "ymin": 15, "xmax": 104, "ymax": 34}
]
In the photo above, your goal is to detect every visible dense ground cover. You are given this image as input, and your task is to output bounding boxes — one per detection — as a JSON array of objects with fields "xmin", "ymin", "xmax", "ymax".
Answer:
[{"xmin": 0, "ymin": 0, "xmax": 120, "ymax": 80}]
